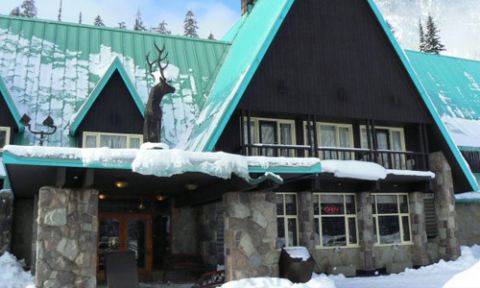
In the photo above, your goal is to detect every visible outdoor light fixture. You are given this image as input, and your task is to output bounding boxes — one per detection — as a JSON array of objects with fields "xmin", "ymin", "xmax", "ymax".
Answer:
[
  {"xmin": 98, "ymin": 194, "xmax": 107, "ymax": 200},
  {"xmin": 20, "ymin": 113, "xmax": 58, "ymax": 146},
  {"xmin": 185, "ymin": 183, "xmax": 198, "ymax": 191},
  {"xmin": 156, "ymin": 194, "xmax": 167, "ymax": 201},
  {"xmin": 114, "ymin": 180, "xmax": 128, "ymax": 189},
  {"xmin": 138, "ymin": 199, "xmax": 145, "ymax": 210}
]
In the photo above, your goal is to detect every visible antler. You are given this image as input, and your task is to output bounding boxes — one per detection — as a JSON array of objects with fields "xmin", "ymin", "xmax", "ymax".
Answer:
[
  {"xmin": 145, "ymin": 52, "xmax": 155, "ymax": 78},
  {"xmin": 154, "ymin": 43, "xmax": 169, "ymax": 80}
]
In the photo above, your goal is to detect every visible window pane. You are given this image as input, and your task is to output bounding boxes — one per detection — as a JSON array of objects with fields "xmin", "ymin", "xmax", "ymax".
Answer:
[
  {"xmin": 314, "ymin": 218, "xmax": 320, "ymax": 246},
  {"xmin": 276, "ymin": 195, "xmax": 284, "ymax": 215},
  {"xmin": 360, "ymin": 128, "xmax": 369, "ymax": 149},
  {"xmin": 391, "ymin": 131, "xmax": 403, "ymax": 151},
  {"xmin": 373, "ymin": 216, "xmax": 378, "ymax": 242},
  {"xmin": 321, "ymin": 217, "xmax": 346, "ymax": 247},
  {"xmin": 377, "ymin": 195, "xmax": 398, "ymax": 214},
  {"xmin": 100, "ymin": 135, "xmax": 127, "ymax": 149},
  {"xmin": 402, "ymin": 216, "xmax": 411, "ymax": 242},
  {"xmin": 285, "ymin": 194, "xmax": 297, "ymax": 215},
  {"xmin": 0, "ymin": 130, "xmax": 6, "ymax": 147},
  {"xmin": 288, "ymin": 218, "xmax": 298, "ymax": 246},
  {"xmin": 346, "ymin": 195, "xmax": 356, "ymax": 214},
  {"xmin": 372, "ymin": 197, "xmax": 377, "ymax": 214},
  {"xmin": 378, "ymin": 216, "xmax": 401, "ymax": 244},
  {"xmin": 319, "ymin": 125, "xmax": 336, "ymax": 147},
  {"xmin": 85, "ymin": 135, "xmax": 97, "ymax": 148},
  {"xmin": 313, "ymin": 195, "xmax": 320, "ymax": 215},
  {"xmin": 399, "ymin": 195, "xmax": 409, "ymax": 213},
  {"xmin": 348, "ymin": 217, "xmax": 357, "ymax": 244},
  {"xmin": 320, "ymin": 195, "xmax": 344, "ymax": 215},
  {"xmin": 277, "ymin": 218, "xmax": 285, "ymax": 248},
  {"xmin": 259, "ymin": 122, "xmax": 276, "ymax": 156},
  {"xmin": 279, "ymin": 123, "xmax": 293, "ymax": 157},
  {"xmin": 129, "ymin": 137, "xmax": 141, "ymax": 149},
  {"xmin": 338, "ymin": 127, "xmax": 351, "ymax": 147}
]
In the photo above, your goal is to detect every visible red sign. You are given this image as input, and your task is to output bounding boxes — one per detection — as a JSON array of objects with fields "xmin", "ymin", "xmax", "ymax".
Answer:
[{"xmin": 323, "ymin": 206, "xmax": 341, "ymax": 214}]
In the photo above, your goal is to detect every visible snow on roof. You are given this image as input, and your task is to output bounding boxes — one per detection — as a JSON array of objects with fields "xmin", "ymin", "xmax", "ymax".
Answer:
[{"xmin": 0, "ymin": 157, "xmax": 5, "ymax": 178}]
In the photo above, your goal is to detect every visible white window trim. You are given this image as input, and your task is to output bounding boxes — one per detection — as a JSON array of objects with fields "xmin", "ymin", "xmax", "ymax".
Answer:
[
  {"xmin": 372, "ymin": 193, "xmax": 413, "ymax": 247},
  {"xmin": 276, "ymin": 192, "xmax": 299, "ymax": 248},
  {"xmin": 0, "ymin": 126, "xmax": 11, "ymax": 151},
  {"xmin": 82, "ymin": 131, "xmax": 143, "ymax": 149},
  {"xmin": 243, "ymin": 117, "xmax": 297, "ymax": 155},
  {"xmin": 359, "ymin": 125, "xmax": 407, "ymax": 152},
  {"xmin": 313, "ymin": 193, "xmax": 359, "ymax": 249},
  {"xmin": 303, "ymin": 121, "xmax": 355, "ymax": 158}
]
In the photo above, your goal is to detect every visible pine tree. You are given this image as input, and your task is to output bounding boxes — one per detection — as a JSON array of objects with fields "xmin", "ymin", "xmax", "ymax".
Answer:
[
  {"xmin": 79, "ymin": 12, "xmax": 82, "ymax": 24},
  {"xmin": 118, "ymin": 21, "xmax": 126, "ymax": 29},
  {"xmin": 20, "ymin": 0, "xmax": 37, "ymax": 18},
  {"xmin": 94, "ymin": 15, "xmax": 105, "ymax": 27},
  {"xmin": 154, "ymin": 20, "xmax": 171, "ymax": 34},
  {"xmin": 10, "ymin": 7, "xmax": 21, "ymax": 16},
  {"xmin": 134, "ymin": 10, "xmax": 146, "ymax": 31},
  {"xmin": 419, "ymin": 20, "xmax": 426, "ymax": 52},
  {"xmin": 423, "ymin": 15, "xmax": 446, "ymax": 54},
  {"xmin": 184, "ymin": 10, "xmax": 199, "ymax": 38},
  {"xmin": 57, "ymin": 0, "xmax": 62, "ymax": 21},
  {"xmin": 386, "ymin": 20, "xmax": 395, "ymax": 35},
  {"xmin": 208, "ymin": 33, "xmax": 215, "ymax": 40}
]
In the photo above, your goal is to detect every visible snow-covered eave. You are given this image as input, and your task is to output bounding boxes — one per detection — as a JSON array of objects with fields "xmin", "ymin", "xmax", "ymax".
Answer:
[
  {"xmin": 0, "ymin": 157, "xmax": 6, "ymax": 179},
  {"xmin": 455, "ymin": 191, "xmax": 480, "ymax": 203}
]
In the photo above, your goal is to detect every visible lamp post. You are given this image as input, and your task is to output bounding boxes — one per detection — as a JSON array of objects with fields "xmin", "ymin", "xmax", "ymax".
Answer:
[{"xmin": 20, "ymin": 113, "xmax": 57, "ymax": 146}]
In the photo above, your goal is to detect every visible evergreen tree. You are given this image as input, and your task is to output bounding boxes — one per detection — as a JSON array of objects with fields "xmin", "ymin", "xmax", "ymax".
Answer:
[
  {"xmin": 134, "ymin": 10, "xmax": 146, "ymax": 31},
  {"xmin": 386, "ymin": 20, "xmax": 395, "ymax": 35},
  {"xmin": 419, "ymin": 20, "xmax": 426, "ymax": 52},
  {"xmin": 94, "ymin": 15, "xmax": 105, "ymax": 27},
  {"xmin": 20, "ymin": 0, "xmax": 37, "ymax": 18},
  {"xmin": 423, "ymin": 15, "xmax": 446, "ymax": 54},
  {"xmin": 118, "ymin": 21, "xmax": 126, "ymax": 29},
  {"xmin": 79, "ymin": 12, "xmax": 82, "ymax": 24},
  {"xmin": 208, "ymin": 33, "xmax": 215, "ymax": 40},
  {"xmin": 154, "ymin": 20, "xmax": 171, "ymax": 34},
  {"xmin": 10, "ymin": 7, "xmax": 21, "ymax": 16},
  {"xmin": 57, "ymin": 0, "xmax": 62, "ymax": 21},
  {"xmin": 184, "ymin": 10, "xmax": 199, "ymax": 38}
]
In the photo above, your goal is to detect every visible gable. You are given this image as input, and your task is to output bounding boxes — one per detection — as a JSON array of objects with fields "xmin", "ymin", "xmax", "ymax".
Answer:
[
  {"xmin": 0, "ymin": 89, "xmax": 16, "ymax": 130},
  {"xmin": 76, "ymin": 71, "xmax": 144, "ymax": 140},
  {"xmin": 0, "ymin": 77, "xmax": 23, "ymax": 132}
]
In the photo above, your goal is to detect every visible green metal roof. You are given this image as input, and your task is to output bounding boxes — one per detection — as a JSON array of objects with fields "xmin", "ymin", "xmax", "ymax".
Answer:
[
  {"xmin": 69, "ymin": 57, "xmax": 145, "ymax": 135},
  {"xmin": 0, "ymin": 15, "xmax": 230, "ymax": 147}
]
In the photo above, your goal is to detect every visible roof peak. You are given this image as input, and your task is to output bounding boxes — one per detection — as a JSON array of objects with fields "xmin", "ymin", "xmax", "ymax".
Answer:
[{"xmin": 0, "ymin": 14, "xmax": 231, "ymax": 45}]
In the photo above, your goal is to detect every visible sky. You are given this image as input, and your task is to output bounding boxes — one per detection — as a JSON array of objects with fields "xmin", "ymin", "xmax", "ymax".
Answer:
[{"xmin": 1, "ymin": 0, "xmax": 241, "ymax": 38}]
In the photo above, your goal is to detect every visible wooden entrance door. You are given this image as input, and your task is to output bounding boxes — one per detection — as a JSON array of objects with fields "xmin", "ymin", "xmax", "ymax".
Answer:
[{"xmin": 98, "ymin": 213, "xmax": 153, "ymax": 274}]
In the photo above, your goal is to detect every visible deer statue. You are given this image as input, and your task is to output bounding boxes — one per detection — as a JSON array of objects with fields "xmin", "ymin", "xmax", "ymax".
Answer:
[{"xmin": 143, "ymin": 43, "xmax": 176, "ymax": 143}]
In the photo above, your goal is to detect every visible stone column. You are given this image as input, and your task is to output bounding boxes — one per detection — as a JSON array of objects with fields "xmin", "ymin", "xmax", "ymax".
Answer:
[
  {"xmin": 35, "ymin": 187, "xmax": 98, "ymax": 288},
  {"xmin": 298, "ymin": 191, "xmax": 315, "ymax": 252},
  {"xmin": 409, "ymin": 192, "xmax": 430, "ymax": 266},
  {"xmin": 0, "ymin": 190, "xmax": 13, "ymax": 254},
  {"xmin": 429, "ymin": 152, "xmax": 460, "ymax": 261},
  {"xmin": 358, "ymin": 192, "xmax": 375, "ymax": 271},
  {"xmin": 224, "ymin": 191, "xmax": 278, "ymax": 281}
]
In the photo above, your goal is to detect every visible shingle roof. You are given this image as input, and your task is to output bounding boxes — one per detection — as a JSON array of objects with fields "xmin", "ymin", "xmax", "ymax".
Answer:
[{"xmin": 0, "ymin": 15, "xmax": 230, "ymax": 147}]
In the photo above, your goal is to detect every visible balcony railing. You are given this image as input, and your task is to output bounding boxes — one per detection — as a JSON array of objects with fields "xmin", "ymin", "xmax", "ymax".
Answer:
[{"xmin": 242, "ymin": 143, "xmax": 429, "ymax": 171}]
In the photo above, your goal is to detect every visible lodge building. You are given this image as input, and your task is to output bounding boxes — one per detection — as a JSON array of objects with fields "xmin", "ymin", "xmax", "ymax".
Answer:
[{"xmin": 0, "ymin": 0, "xmax": 479, "ymax": 287}]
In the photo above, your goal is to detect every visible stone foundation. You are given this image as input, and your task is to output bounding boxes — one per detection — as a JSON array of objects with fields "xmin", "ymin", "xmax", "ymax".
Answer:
[
  {"xmin": 35, "ymin": 187, "xmax": 98, "ymax": 288},
  {"xmin": 198, "ymin": 202, "xmax": 224, "ymax": 270},
  {"xmin": 0, "ymin": 190, "xmax": 13, "ymax": 254},
  {"xmin": 224, "ymin": 191, "xmax": 278, "ymax": 281}
]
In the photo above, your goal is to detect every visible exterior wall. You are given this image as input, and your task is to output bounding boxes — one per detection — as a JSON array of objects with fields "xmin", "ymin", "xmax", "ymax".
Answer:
[
  {"xmin": 171, "ymin": 206, "xmax": 198, "ymax": 255},
  {"xmin": 456, "ymin": 202, "xmax": 480, "ymax": 246},
  {"xmin": 198, "ymin": 202, "xmax": 224, "ymax": 270},
  {"xmin": 35, "ymin": 187, "xmax": 98, "ymax": 288},
  {"xmin": 0, "ymin": 190, "xmax": 13, "ymax": 254},
  {"xmin": 223, "ymin": 191, "xmax": 279, "ymax": 281}
]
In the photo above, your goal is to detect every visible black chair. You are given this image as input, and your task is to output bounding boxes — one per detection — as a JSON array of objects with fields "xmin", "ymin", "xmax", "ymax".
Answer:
[{"xmin": 104, "ymin": 251, "xmax": 139, "ymax": 288}]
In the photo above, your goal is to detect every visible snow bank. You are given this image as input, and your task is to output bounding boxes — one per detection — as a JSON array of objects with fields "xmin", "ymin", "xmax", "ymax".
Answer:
[
  {"xmin": 0, "ymin": 252, "xmax": 34, "ymax": 288},
  {"xmin": 284, "ymin": 246, "xmax": 311, "ymax": 261},
  {"xmin": 0, "ymin": 157, "xmax": 5, "ymax": 178},
  {"xmin": 443, "ymin": 260, "xmax": 480, "ymax": 288},
  {"xmin": 220, "ymin": 276, "xmax": 335, "ymax": 288}
]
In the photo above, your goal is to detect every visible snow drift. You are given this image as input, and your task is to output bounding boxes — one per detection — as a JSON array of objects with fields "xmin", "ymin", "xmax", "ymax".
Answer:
[
  {"xmin": 220, "ymin": 275, "xmax": 335, "ymax": 288},
  {"xmin": 0, "ymin": 253, "xmax": 34, "ymax": 288}
]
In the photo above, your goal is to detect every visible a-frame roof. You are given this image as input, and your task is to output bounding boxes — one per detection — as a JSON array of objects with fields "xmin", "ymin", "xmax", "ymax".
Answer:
[
  {"xmin": 182, "ymin": 0, "xmax": 478, "ymax": 192},
  {"xmin": 0, "ymin": 76, "xmax": 23, "ymax": 131},
  {"xmin": 69, "ymin": 57, "xmax": 145, "ymax": 136}
]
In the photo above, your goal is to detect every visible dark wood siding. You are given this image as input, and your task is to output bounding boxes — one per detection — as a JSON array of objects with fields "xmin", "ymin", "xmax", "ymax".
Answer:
[
  {"xmin": 0, "ymin": 91, "xmax": 17, "ymax": 141},
  {"xmin": 76, "ymin": 71, "xmax": 144, "ymax": 145},
  {"xmin": 461, "ymin": 151, "xmax": 480, "ymax": 173},
  {"xmin": 237, "ymin": 0, "xmax": 431, "ymax": 124}
]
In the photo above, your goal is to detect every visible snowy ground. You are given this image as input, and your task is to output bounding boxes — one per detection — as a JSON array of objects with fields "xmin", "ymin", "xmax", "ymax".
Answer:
[{"xmin": 2, "ymin": 246, "xmax": 480, "ymax": 288}]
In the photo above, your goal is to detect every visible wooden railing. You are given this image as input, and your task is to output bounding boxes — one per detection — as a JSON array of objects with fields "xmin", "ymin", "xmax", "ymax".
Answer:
[{"xmin": 242, "ymin": 144, "xmax": 429, "ymax": 171}]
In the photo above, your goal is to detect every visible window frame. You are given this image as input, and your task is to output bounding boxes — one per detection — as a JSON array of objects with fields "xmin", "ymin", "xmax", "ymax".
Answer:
[
  {"xmin": 313, "ymin": 193, "xmax": 359, "ymax": 249},
  {"xmin": 359, "ymin": 125, "xmax": 406, "ymax": 152},
  {"xmin": 0, "ymin": 126, "xmax": 11, "ymax": 150},
  {"xmin": 276, "ymin": 192, "xmax": 299, "ymax": 248},
  {"xmin": 242, "ymin": 117, "xmax": 297, "ymax": 156},
  {"xmin": 82, "ymin": 131, "xmax": 143, "ymax": 149},
  {"xmin": 303, "ymin": 121, "xmax": 355, "ymax": 159},
  {"xmin": 372, "ymin": 193, "xmax": 413, "ymax": 246}
]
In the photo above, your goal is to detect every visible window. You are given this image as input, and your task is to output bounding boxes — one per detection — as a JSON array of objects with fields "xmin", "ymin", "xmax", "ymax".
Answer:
[
  {"xmin": 243, "ymin": 117, "xmax": 296, "ymax": 157},
  {"xmin": 372, "ymin": 193, "xmax": 412, "ymax": 245},
  {"xmin": 276, "ymin": 193, "xmax": 299, "ymax": 248},
  {"xmin": 360, "ymin": 126, "xmax": 406, "ymax": 169},
  {"xmin": 0, "ymin": 127, "xmax": 10, "ymax": 149},
  {"xmin": 83, "ymin": 132, "xmax": 143, "ymax": 149},
  {"xmin": 313, "ymin": 193, "xmax": 358, "ymax": 248},
  {"xmin": 304, "ymin": 122, "xmax": 354, "ymax": 160}
]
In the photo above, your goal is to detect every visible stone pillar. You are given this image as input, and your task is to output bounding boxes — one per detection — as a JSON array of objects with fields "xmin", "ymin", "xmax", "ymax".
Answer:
[
  {"xmin": 0, "ymin": 190, "xmax": 13, "ymax": 254},
  {"xmin": 429, "ymin": 152, "xmax": 460, "ymax": 261},
  {"xmin": 35, "ymin": 187, "xmax": 98, "ymax": 288},
  {"xmin": 224, "ymin": 191, "xmax": 278, "ymax": 281},
  {"xmin": 409, "ymin": 192, "xmax": 430, "ymax": 266},
  {"xmin": 171, "ymin": 205, "xmax": 198, "ymax": 255},
  {"xmin": 358, "ymin": 192, "xmax": 375, "ymax": 271},
  {"xmin": 298, "ymin": 191, "xmax": 315, "ymax": 252}
]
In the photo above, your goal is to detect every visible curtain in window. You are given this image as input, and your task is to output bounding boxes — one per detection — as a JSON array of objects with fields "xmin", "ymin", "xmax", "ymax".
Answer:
[
  {"xmin": 260, "ymin": 122, "xmax": 276, "ymax": 156},
  {"xmin": 129, "ymin": 138, "xmax": 142, "ymax": 149},
  {"xmin": 319, "ymin": 125, "xmax": 336, "ymax": 159},
  {"xmin": 85, "ymin": 135, "xmax": 97, "ymax": 148},
  {"xmin": 100, "ymin": 135, "xmax": 128, "ymax": 149},
  {"xmin": 338, "ymin": 127, "xmax": 352, "ymax": 159},
  {"xmin": 280, "ymin": 123, "xmax": 293, "ymax": 157},
  {"xmin": 391, "ymin": 131, "xmax": 404, "ymax": 169}
]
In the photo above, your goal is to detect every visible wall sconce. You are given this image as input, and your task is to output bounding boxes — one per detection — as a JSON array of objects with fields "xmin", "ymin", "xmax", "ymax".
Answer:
[
  {"xmin": 115, "ymin": 180, "xmax": 128, "ymax": 189},
  {"xmin": 185, "ymin": 183, "xmax": 198, "ymax": 191},
  {"xmin": 98, "ymin": 194, "xmax": 107, "ymax": 200},
  {"xmin": 156, "ymin": 194, "xmax": 167, "ymax": 201}
]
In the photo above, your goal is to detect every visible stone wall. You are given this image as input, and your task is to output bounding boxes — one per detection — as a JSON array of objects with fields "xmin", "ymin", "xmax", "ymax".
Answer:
[
  {"xmin": 198, "ymin": 202, "xmax": 224, "ymax": 270},
  {"xmin": 35, "ymin": 187, "xmax": 98, "ymax": 288},
  {"xmin": 456, "ymin": 202, "xmax": 480, "ymax": 246},
  {"xmin": 223, "ymin": 191, "xmax": 278, "ymax": 281},
  {"xmin": 0, "ymin": 190, "xmax": 13, "ymax": 254},
  {"xmin": 409, "ymin": 192, "xmax": 429, "ymax": 266}
]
